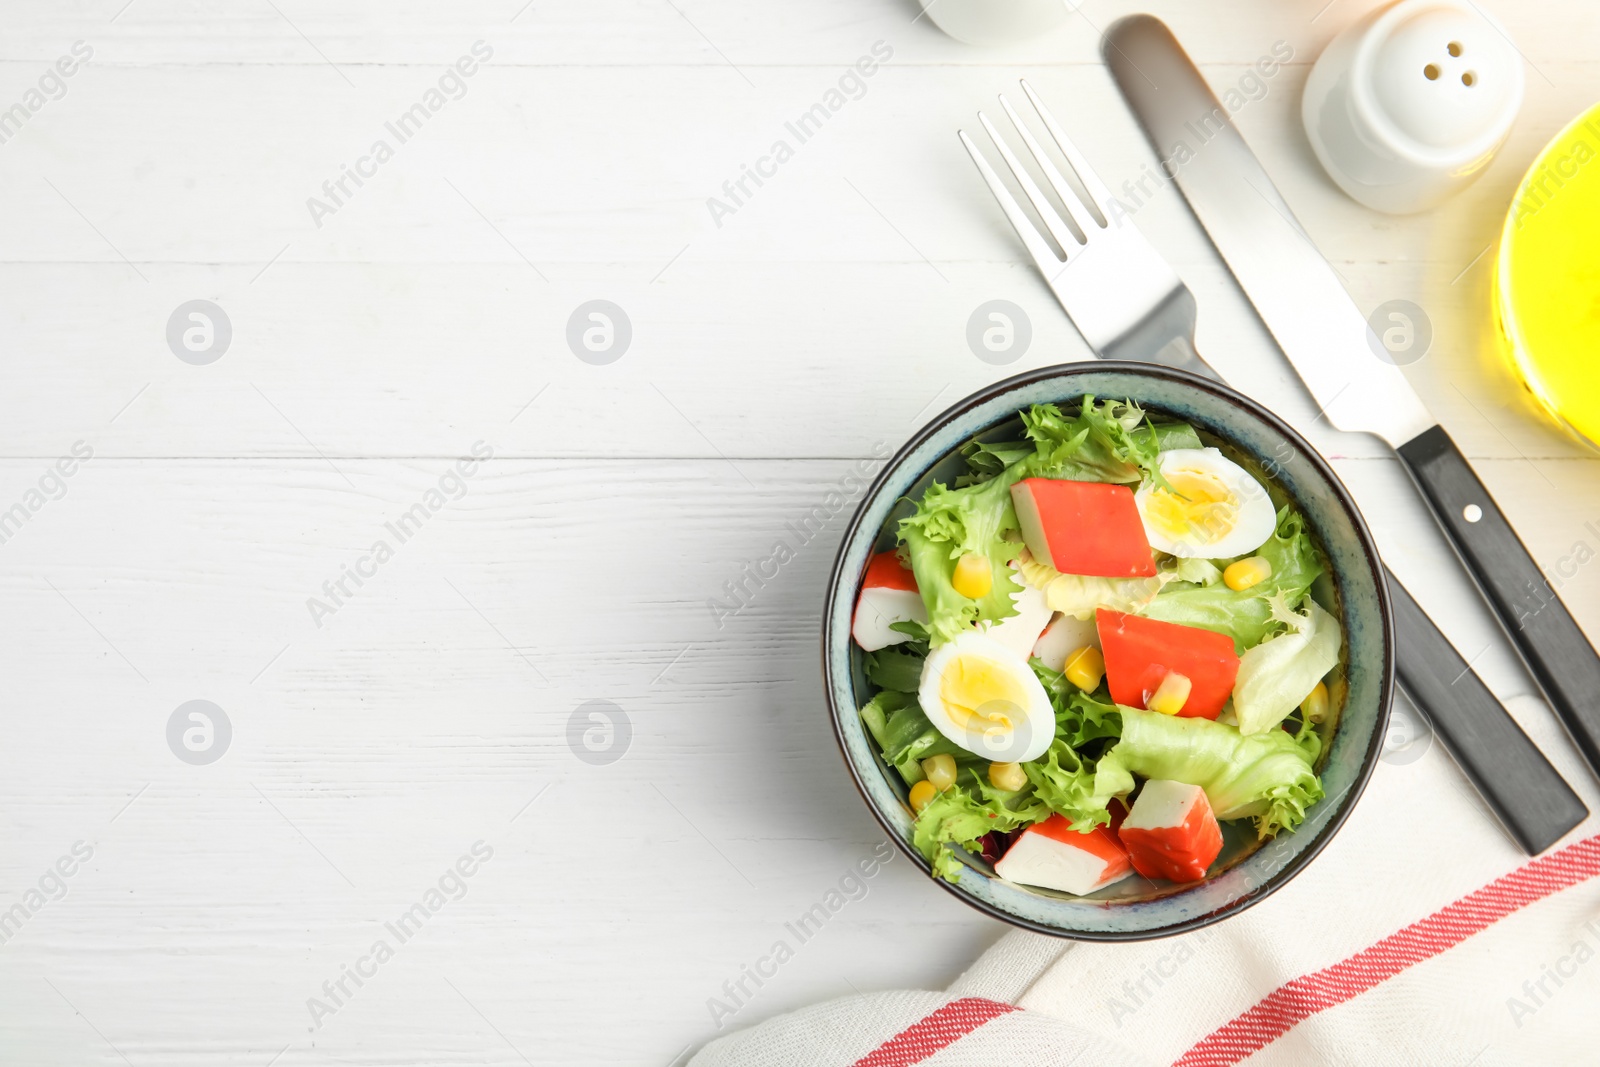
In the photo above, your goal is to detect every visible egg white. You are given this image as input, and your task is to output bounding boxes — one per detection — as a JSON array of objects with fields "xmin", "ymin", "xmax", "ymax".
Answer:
[
  {"xmin": 1134, "ymin": 448, "xmax": 1277, "ymax": 560},
  {"xmin": 918, "ymin": 631, "xmax": 1055, "ymax": 764}
]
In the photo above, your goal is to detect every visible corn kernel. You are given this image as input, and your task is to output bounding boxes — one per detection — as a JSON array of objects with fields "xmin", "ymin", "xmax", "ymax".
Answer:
[
  {"xmin": 1302, "ymin": 680, "xmax": 1330, "ymax": 723},
  {"xmin": 951, "ymin": 553, "xmax": 992, "ymax": 599},
  {"xmin": 909, "ymin": 779, "xmax": 939, "ymax": 813},
  {"xmin": 989, "ymin": 761, "xmax": 1028, "ymax": 792},
  {"xmin": 922, "ymin": 753, "xmax": 957, "ymax": 791},
  {"xmin": 1147, "ymin": 671, "xmax": 1192, "ymax": 715},
  {"xmin": 1223, "ymin": 555, "xmax": 1273, "ymax": 591},
  {"xmin": 1063, "ymin": 646, "xmax": 1105, "ymax": 692}
]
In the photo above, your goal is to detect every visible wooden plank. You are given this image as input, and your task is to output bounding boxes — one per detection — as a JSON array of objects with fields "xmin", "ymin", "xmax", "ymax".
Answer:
[
  {"xmin": 0, "ymin": 453, "xmax": 1594, "ymax": 1062},
  {"xmin": 0, "ymin": 0, "xmax": 1589, "ymax": 70},
  {"xmin": 0, "ymin": 451, "xmax": 1596, "ymax": 1060}
]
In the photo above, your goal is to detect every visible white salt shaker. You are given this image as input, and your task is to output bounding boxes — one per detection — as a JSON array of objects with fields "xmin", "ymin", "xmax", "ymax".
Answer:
[
  {"xmin": 915, "ymin": 0, "xmax": 1070, "ymax": 46},
  {"xmin": 1302, "ymin": 0, "xmax": 1524, "ymax": 214}
]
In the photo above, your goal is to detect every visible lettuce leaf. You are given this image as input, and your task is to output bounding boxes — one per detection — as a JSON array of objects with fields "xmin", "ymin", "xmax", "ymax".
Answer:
[
  {"xmin": 1030, "ymin": 663, "xmax": 1124, "ymax": 748},
  {"xmin": 862, "ymin": 692, "xmax": 966, "ymax": 785},
  {"xmin": 887, "ymin": 618, "xmax": 931, "ymax": 653},
  {"xmin": 957, "ymin": 439, "xmax": 1036, "ymax": 486},
  {"xmin": 860, "ymin": 690, "xmax": 908, "ymax": 754},
  {"xmin": 911, "ymin": 783, "xmax": 1050, "ymax": 882},
  {"xmin": 959, "ymin": 412, "xmax": 1199, "ymax": 488},
  {"xmin": 1106, "ymin": 706, "xmax": 1324, "ymax": 838},
  {"xmin": 1017, "ymin": 554, "xmax": 1174, "ymax": 619},
  {"xmin": 897, "ymin": 683, "xmax": 1132, "ymax": 881},
  {"xmin": 864, "ymin": 644, "xmax": 926, "ymax": 695},
  {"xmin": 1168, "ymin": 556, "xmax": 1222, "ymax": 586},
  {"xmin": 1018, "ymin": 398, "xmax": 1169, "ymax": 486},
  {"xmin": 1232, "ymin": 596, "xmax": 1342, "ymax": 735},
  {"xmin": 1141, "ymin": 506, "xmax": 1326, "ymax": 650},
  {"xmin": 899, "ymin": 473, "xmax": 1025, "ymax": 646},
  {"xmin": 1150, "ymin": 422, "xmax": 1204, "ymax": 453},
  {"xmin": 1023, "ymin": 740, "xmax": 1134, "ymax": 831}
]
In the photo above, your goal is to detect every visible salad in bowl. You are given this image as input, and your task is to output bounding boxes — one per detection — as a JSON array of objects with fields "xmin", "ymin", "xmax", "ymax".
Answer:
[{"xmin": 825, "ymin": 365, "xmax": 1391, "ymax": 937}]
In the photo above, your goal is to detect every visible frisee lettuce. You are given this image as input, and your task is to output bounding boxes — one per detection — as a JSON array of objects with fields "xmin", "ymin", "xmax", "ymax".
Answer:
[
  {"xmin": 1105, "ymin": 706, "xmax": 1324, "ymax": 838},
  {"xmin": 912, "ymin": 785, "xmax": 1050, "ymax": 882},
  {"xmin": 1018, "ymin": 398, "xmax": 1170, "ymax": 486},
  {"xmin": 1030, "ymin": 663, "xmax": 1123, "ymax": 748},
  {"xmin": 956, "ymin": 439, "xmax": 1036, "ymax": 486},
  {"xmin": 1141, "ymin": 506, "xmax": 1326, "ymax": 650},
  {"xmin": 1023, "ymin": 740, "xmax": 1133, "ymax": 831},
  {"xmin": 957, "ymin": 411, "xmax": 1200, "ymax": 489},
  {"xmin": 899, "ymin": 473, "xmax": 1026, "ymax": 646}
]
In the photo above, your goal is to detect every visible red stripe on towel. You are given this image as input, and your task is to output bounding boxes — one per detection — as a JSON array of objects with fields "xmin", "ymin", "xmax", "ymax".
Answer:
[
  {"xmin": 1175, "ymin": 832, "xmax": 1600, "ymax": 1067},
  {"xmin": 851, "ymin": 996, "xmax": 1017, "ymax": 1067}
]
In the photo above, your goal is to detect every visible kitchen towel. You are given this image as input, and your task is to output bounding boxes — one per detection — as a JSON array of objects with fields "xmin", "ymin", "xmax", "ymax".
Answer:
[{"xmin": 690, "ymin": 696, "xmax": 1600, "ymax": 1065}]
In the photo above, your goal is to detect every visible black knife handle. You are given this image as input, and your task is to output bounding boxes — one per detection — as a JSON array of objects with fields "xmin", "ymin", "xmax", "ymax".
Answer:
[
  {"xmin": 1398, "ymin": 424, "xmax": 1600, "ymax": 778},
  {"xmin": 1387, "ymin": 567, "xmax": 1587, "ymax": 853}
]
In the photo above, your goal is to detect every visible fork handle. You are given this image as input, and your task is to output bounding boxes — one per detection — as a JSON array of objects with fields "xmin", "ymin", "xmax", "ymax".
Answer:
[{"xmin": 1388, "ymin": 567, "xmax": 1586, "ymax": 854}]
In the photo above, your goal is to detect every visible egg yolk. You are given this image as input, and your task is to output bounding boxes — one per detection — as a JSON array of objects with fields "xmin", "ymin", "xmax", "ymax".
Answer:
[
  {"xmin": 938, "ymin": 654, "xmax": 1027, "ymax": 743},
  {"xmin": 1144, "ymin": 469, "xmax": 1238, "ymax": 547}
]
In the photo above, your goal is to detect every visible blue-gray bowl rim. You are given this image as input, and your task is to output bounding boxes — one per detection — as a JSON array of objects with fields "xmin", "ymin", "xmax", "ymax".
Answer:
[{"xmin": 821, "ymin": 360, "xmax": 1395, "ymax": 941}]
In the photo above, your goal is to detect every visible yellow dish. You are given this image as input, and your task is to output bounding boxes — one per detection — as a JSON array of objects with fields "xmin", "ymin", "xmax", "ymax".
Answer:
[{"xmin": 1496, "ymin": 103, "xmax": 1600, "ymax": 449}]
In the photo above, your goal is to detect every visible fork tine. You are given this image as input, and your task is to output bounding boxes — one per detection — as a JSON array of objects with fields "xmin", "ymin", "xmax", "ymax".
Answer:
[
  {"xmin": 957, "ymin": 128, "xmax": 1062, "ymax": 271},
  {"xmin": 997, "ymin": 93, "xmax": 1103, "ymax": 239},
  {"xmin": 976, "ymin": 109, "xmax": 1083, "ymax": 257},
  {"xmin": 1021, "ymin": 79, "xmax": 1114, "ymax": 226}
]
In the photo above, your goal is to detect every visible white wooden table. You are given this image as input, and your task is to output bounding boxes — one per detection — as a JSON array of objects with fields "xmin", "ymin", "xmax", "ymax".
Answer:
[{"xmin": 3, "ymin": 1, "xmax": 1599, "ymax": 1063}]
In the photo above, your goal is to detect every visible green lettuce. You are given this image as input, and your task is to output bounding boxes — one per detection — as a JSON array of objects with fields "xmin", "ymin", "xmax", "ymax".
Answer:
[
  {"xmin": 1141, "ymin": 506, "xmax": 1326, "ymax": 650},
  {"xmin": 912, "ymin": 783, "xmax": 1050, "ymax": 882},
  {"xmin": 899, "ymin": 473, "xmax": 1025, "ymax": 646},
  {"xmin": 1023, "ymin": 740, "xmax": 1133, "ymax": 830},
  {"xmin": 1017, "ymin": 398, "xmax": 1169, "ymax": 486},
  {"xmin": 1030, "ymin": 664, "xmax": 1123, "ymax": 748},
  {"xmin": 957, "ymin": 439, "xmax": 1036, "ymax": 486},
  {"xmin": 860, "ymin": 691, "xmax": 963, "ymax": 785},
  {"xmin": 860, "ymin": 690, "xmax": 907, "ymax": 753},
  {"xmin": 1232, "ymin": 596, "xmax": 1342, "ymax": 735},
  {"xmin": 958, "ymin": 412, "xmax": 1199, "ymax": 488},
  {"xmin": 864, "ymin": 644, "xmax": 926, "ymax": 695},
  {"xmin": 1106, "ymin": 706, "xmax": 1323, "ymax": 838},
  {"xmin": 1150, "ymin": 422, "xmax": 1205, "ymax": 453}
]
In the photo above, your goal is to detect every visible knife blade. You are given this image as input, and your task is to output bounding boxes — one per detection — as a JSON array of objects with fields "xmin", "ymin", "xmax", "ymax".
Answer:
[{"xmin": 1103, "ymin": 14, "xmax": 1600, "ymax": 785}]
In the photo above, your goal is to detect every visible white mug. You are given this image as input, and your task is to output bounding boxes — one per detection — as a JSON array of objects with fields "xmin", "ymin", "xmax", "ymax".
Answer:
[
  {"xmin": 916, "ymin": 0, "xmax": 1072, "ymax": 46},
  {"xmin": 1302, "ymin": 0, "xmax": 1523, "ymax": 214}
]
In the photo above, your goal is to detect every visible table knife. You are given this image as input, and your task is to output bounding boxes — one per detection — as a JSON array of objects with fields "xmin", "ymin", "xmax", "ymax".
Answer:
[{"xmin": 1103, "ymin": 14, "xmax": 1600, "ymax": 786}]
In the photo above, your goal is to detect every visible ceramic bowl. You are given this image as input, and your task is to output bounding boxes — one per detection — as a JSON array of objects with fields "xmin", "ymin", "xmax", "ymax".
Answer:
[{"xmin": 822, "ymin": 362, "xmax": 1394, "ymax": 940}]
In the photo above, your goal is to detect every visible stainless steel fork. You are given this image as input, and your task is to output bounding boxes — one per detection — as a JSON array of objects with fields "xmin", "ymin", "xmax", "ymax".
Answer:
[
  {"xmin": 957, "ymin": 80, "xmax": 1588, "ymax": 856},
  {"xmin": 958, "ymin": 80, "xmax": 1215, "ymax": 381}
]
